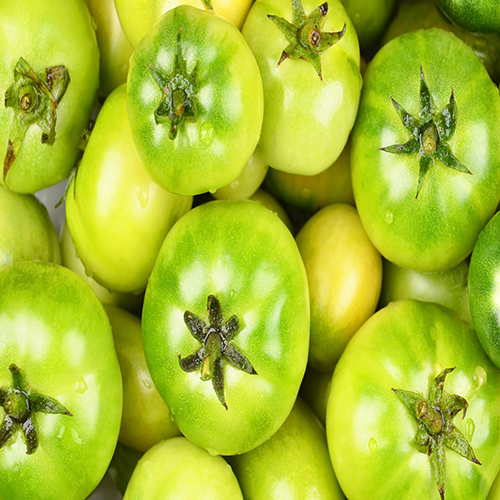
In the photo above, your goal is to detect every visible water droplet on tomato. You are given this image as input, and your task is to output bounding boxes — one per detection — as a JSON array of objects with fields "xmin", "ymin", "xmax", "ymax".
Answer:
[
  {"xmin": 136, "ymin": 184, "xmax": 149, "ymax": 209},
  {"xmin": 57, "ymin": 426, "xmax": 65, "ymax": 438},
  {"xmin": 465, "ymin": 418, "xmax": 475, "ymax": 441},
  {"xmin": 385, "ymin": 212, "xmax": 393, "ymax": 224},
  {"xmin": 199, "ymin": 122, "xmax": 214, "ymax": 146},
  {"xmin": 142, "ymin": 378, "xmax": 152, "ymax": 389},
  {"xmin": 71, "ymin": 428, "xmax": 83, "ymax": 445},
  {"xmin": 473, "ymin": 366, "xmax": 487, "ymax": 389},
  {"xmin": 75, "ymin": 377, "xmax": 88, "ymax": 394},
  {"xmin": 368, "ymin": 437, "xmax": 377, "ymax": 454},
  {"xmin": 90, "ymin": 15, "xmax": 98, "ymax": 31}
]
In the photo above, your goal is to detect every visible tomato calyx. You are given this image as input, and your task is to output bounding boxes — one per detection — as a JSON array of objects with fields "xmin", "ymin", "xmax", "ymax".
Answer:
[
  {"xmin": 392, "ymin": 367, "xmax": 481, "ymax": 500},
  {"xmin": 149, "ymin": 28, "xmax": 198, "ymax": 140},
  {"xmin": 380, "ymin": 66, "xmax": 472, "ymax": 199},
  {"xmin": 0, "ymin": 363, "xmax": 72, "ymax": 455},
  {"xmin": 178, "ymin": 295, "xmax": 257, "ymax": 410},
  {"xmin": 268, "ymin": 0, "xmax": 346, "ymax": 81},
  {"xmin": 3, "ymin": 57, "xmax": 70, "ymax": 183}
]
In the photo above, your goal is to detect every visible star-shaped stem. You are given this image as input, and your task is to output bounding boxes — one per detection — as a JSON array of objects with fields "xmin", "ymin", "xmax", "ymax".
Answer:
[
  {"xmin": 178, "ymin": 295, "xmax": 257, "ymax": 409},
  {"xmin": 380, "ymin": 66, "xmax": 471, "ymax": 199},
  {"xmin": 4, "ymin": 57, "xmax": 70, "ymax": 183},
  {"xmin": 268, "ymin": 0, "xmax": 346, "ymax": 81},
  {"xmin": 0, "ymin": 364, "xmax": 72, "ymax": 455},
  {"xmin": 392, "ymin": 367, "xmax": 481, "ymax": 500},
  {"xmin": 149, "ymin": 28, "xmax": 198, "ymax": 140}
]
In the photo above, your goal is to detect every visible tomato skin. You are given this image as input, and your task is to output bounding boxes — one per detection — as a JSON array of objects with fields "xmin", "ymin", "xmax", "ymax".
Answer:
[
  {"xmin": 264, "ymin": 140, "xmax": 355, "ymax": 213},
  {"xmin": 469, "ymin": 211, "xmax": 500, "ymax": 370},
  {"xmin": 0, "ymin": 187, "xmax": 61, "ymax": 269},
  {"xmin": 434, "ymin": 0, "xmax": 500, "ymax": 34},
  {"xmin": 296, "ymin": 203, "xmax": 382, "ymax": 371},
  {"xmin": 379, "ymin": 257, "xmax": 471, "ymax": 324},
  {"xmin": 123, "ymin": 437, "xmax": 243, "ymax": 500},
  {"xmin": 326, "ymin": 299, "xmax": 500, "ymax": 500},
  {"xmin": 105, "ymin": 305, "xmax": 181, "ymax": 452},
  {"xmin": 85, "ymin": 0, "xmax": 134, "ymax": 98},
  {"xmin": 0, "ymin": 261, "xmax": 122, "ymax": 500},
  {"xmin": 65, "ymin": 84, "xmax": 192, "ymax": 294},
  {"xmin": 142, "ymin": 199, "xmax": 310, "ymax": 456},
  {"xmin": 127, "ymin": 6, "xmax": 264, "ymax": 196},
  {"xmin": 242, "ymin": 0, "xmax": 362, "ymax": 176},
  {"xmin": 0, "ymin": 0, "xmax": 99, "ymax": 194},
  {"xmin": 227, "ymin": 397, "xmax": 345, "ymax": 500},
  {"xmin": 351, "ymin": 28, "xmax": 500, "ymax": 273},
  {"xmin": 115, "ymin": 0, "xmax": 253, "ymax": 48}
]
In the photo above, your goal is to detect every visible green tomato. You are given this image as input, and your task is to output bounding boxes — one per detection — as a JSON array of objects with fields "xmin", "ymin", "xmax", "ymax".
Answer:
[
  {"xmin": 59, "ymin": 220, "xmax": 144, "ymax": 316},
  {"xmin": 379, "ymin": 257, "xmax": 472, "ymax": 324},
  {"xmin": 85, "ymin": 0, "xmax": 134, "ymax": 98},
  {"xmin": 339, "ymin": 0, "xmax": 397, "ymax": 49},
  {"xmin": 142, "ymin": 199, "xmax": 310, "ymax": 456},
  {"xmin": 127, "ymin": 6, "xmax": 264, "ymax": 196},
  {"xmin": 105, "ymin": 305, "xmax": 181, "ymax": 452},
  {"xmin": 264, "ymin": 139, "xmax": 354, "ymax": 214},
  {"xmin": 434, "ymin": 0, "xmax": 500, "ymax": 34},
  {"xmin": 212, "ymin": 149, "xmax": 268, "ymax": 200},
  {"xmin": 0, "ymin": 186, "xmax": 61, "ymax": 269},
  {"xmin": 123, "ymin": 437, "xmax": 243, "ymax": 500},
  {"xmin": 0, "ymin": 0, "xmax": 99, "ymax": 194},
  {"xmin": 115, "ymin": 0, "xmax": 254, "ymax": 48},
  {"xmin": 382, "ymin": 0, "xmax": 500, "ymax": 84},
  {"xmin": 0, "ymin": 261, "xmax": 122, "ymax": 500},
  {"xmin": 65, "ymin": 84, "xmax": 192, "ymax": 294},
  {"xmin": 327, "ymin": 299, "xmax": 500, "ymax": 500},
  {"xmin": 469, "ymin": 210, "xmax": 500, "ymax": 370},
  {"xmin": 227, "ymin": 397, "xmax": 345, "ymax": 500},
  {"xmin": 242, "ymin": 0, "xmax": 362, "ymax": 175},
  {"xmin": 296, "ymin": 203, "xmax": 382, "ymax": 371},
  {"xmin": 351, "ymin": 28, "xmax": 500, "ymax": 273}
]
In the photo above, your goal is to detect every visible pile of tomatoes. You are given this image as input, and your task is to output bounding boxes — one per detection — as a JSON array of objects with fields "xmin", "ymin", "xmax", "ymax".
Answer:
[{"xmin": 2, "ymin": 0, "xmax": 500, "ymax": 499}]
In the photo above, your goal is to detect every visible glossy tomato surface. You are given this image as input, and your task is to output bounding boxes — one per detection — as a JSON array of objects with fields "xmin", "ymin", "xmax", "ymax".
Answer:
[
  {"xmin": 327, "ymin": 299, "xmax": 500, "ymax": 500},
  {"xmin": 127, "ymin": 5, "xmax": 263, "ymax": 196},
  {"xmin": 352, "ymin": 28, "xmax": 500, "ymax": 273},
  {"xmin": 0, "ymin": 261, "xmax": 122, "ymax": 500},
  {"xmin": 142, "ymin": 199, "xmax": 310, "ymax": 456}
]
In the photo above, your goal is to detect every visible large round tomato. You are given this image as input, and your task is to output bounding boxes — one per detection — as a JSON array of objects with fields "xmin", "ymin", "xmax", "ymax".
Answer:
[
  {"xmin": 0, "ymin": 0, "xmax": 99, "ymax": 194},
  {"xmin": 126, "ymin": 5, "xmax": 263, "ymax": 196},
  {"xmin": 142, "ymin": 199, "xmax": 310, "ymax": 456},
  {"xmin": 327, "ymin": 299, "xmax": 500, "ymax": 500},
  {"xmin": 242, "ymin": 0, "xmax": 362, "ymax": 175},
  {"xmin": 0, "ymin": 261, "xmax": 122, "ymax": 500},
  {"xmin": 351, "ymin": 28, "xmax": 500, "ymax": 273}
]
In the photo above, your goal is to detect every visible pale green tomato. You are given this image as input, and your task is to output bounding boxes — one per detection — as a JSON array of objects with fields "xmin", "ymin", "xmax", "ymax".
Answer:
[
  {"xmin": 227, "ymin": 397, "xmax": 345, "ymax": 500},
  {"xmin": 264, "ymin": 139, "xmax": 355, "ymax": 213},
  {"xmin": 105, "ymin": 305, "xmax": 181, "ymax": 453},
  {"xmin": 243, "ymin": 0, "xmax": 362, "ymax": 175},
  {"xmin": 85, "ymin": 0, "xmax": 134, "ymax": 98},
  {"xmin": 59, "ymin": 220, "xmax": 144, "ymax": 315},
  {"xmin": 0, "ymin": 186, "xmax": 61, "ymax": 269},
  {"xmin": 379, "ymin": 257, "xmax": 471, "ymax": 324},
  {"xmin": 115, "ymin": 0, "xmax": 254, "ymax": 47},
  {"xmin": 65, "ymin": 84, "xmax": 192, "ymax": 294},
  {"xmin": 296, "ymin": 203, "xmax": 382, "ymax": 371},
  {"xmin": 123, "ymin": 437, "xmax": 244, "ymax": 500}
]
